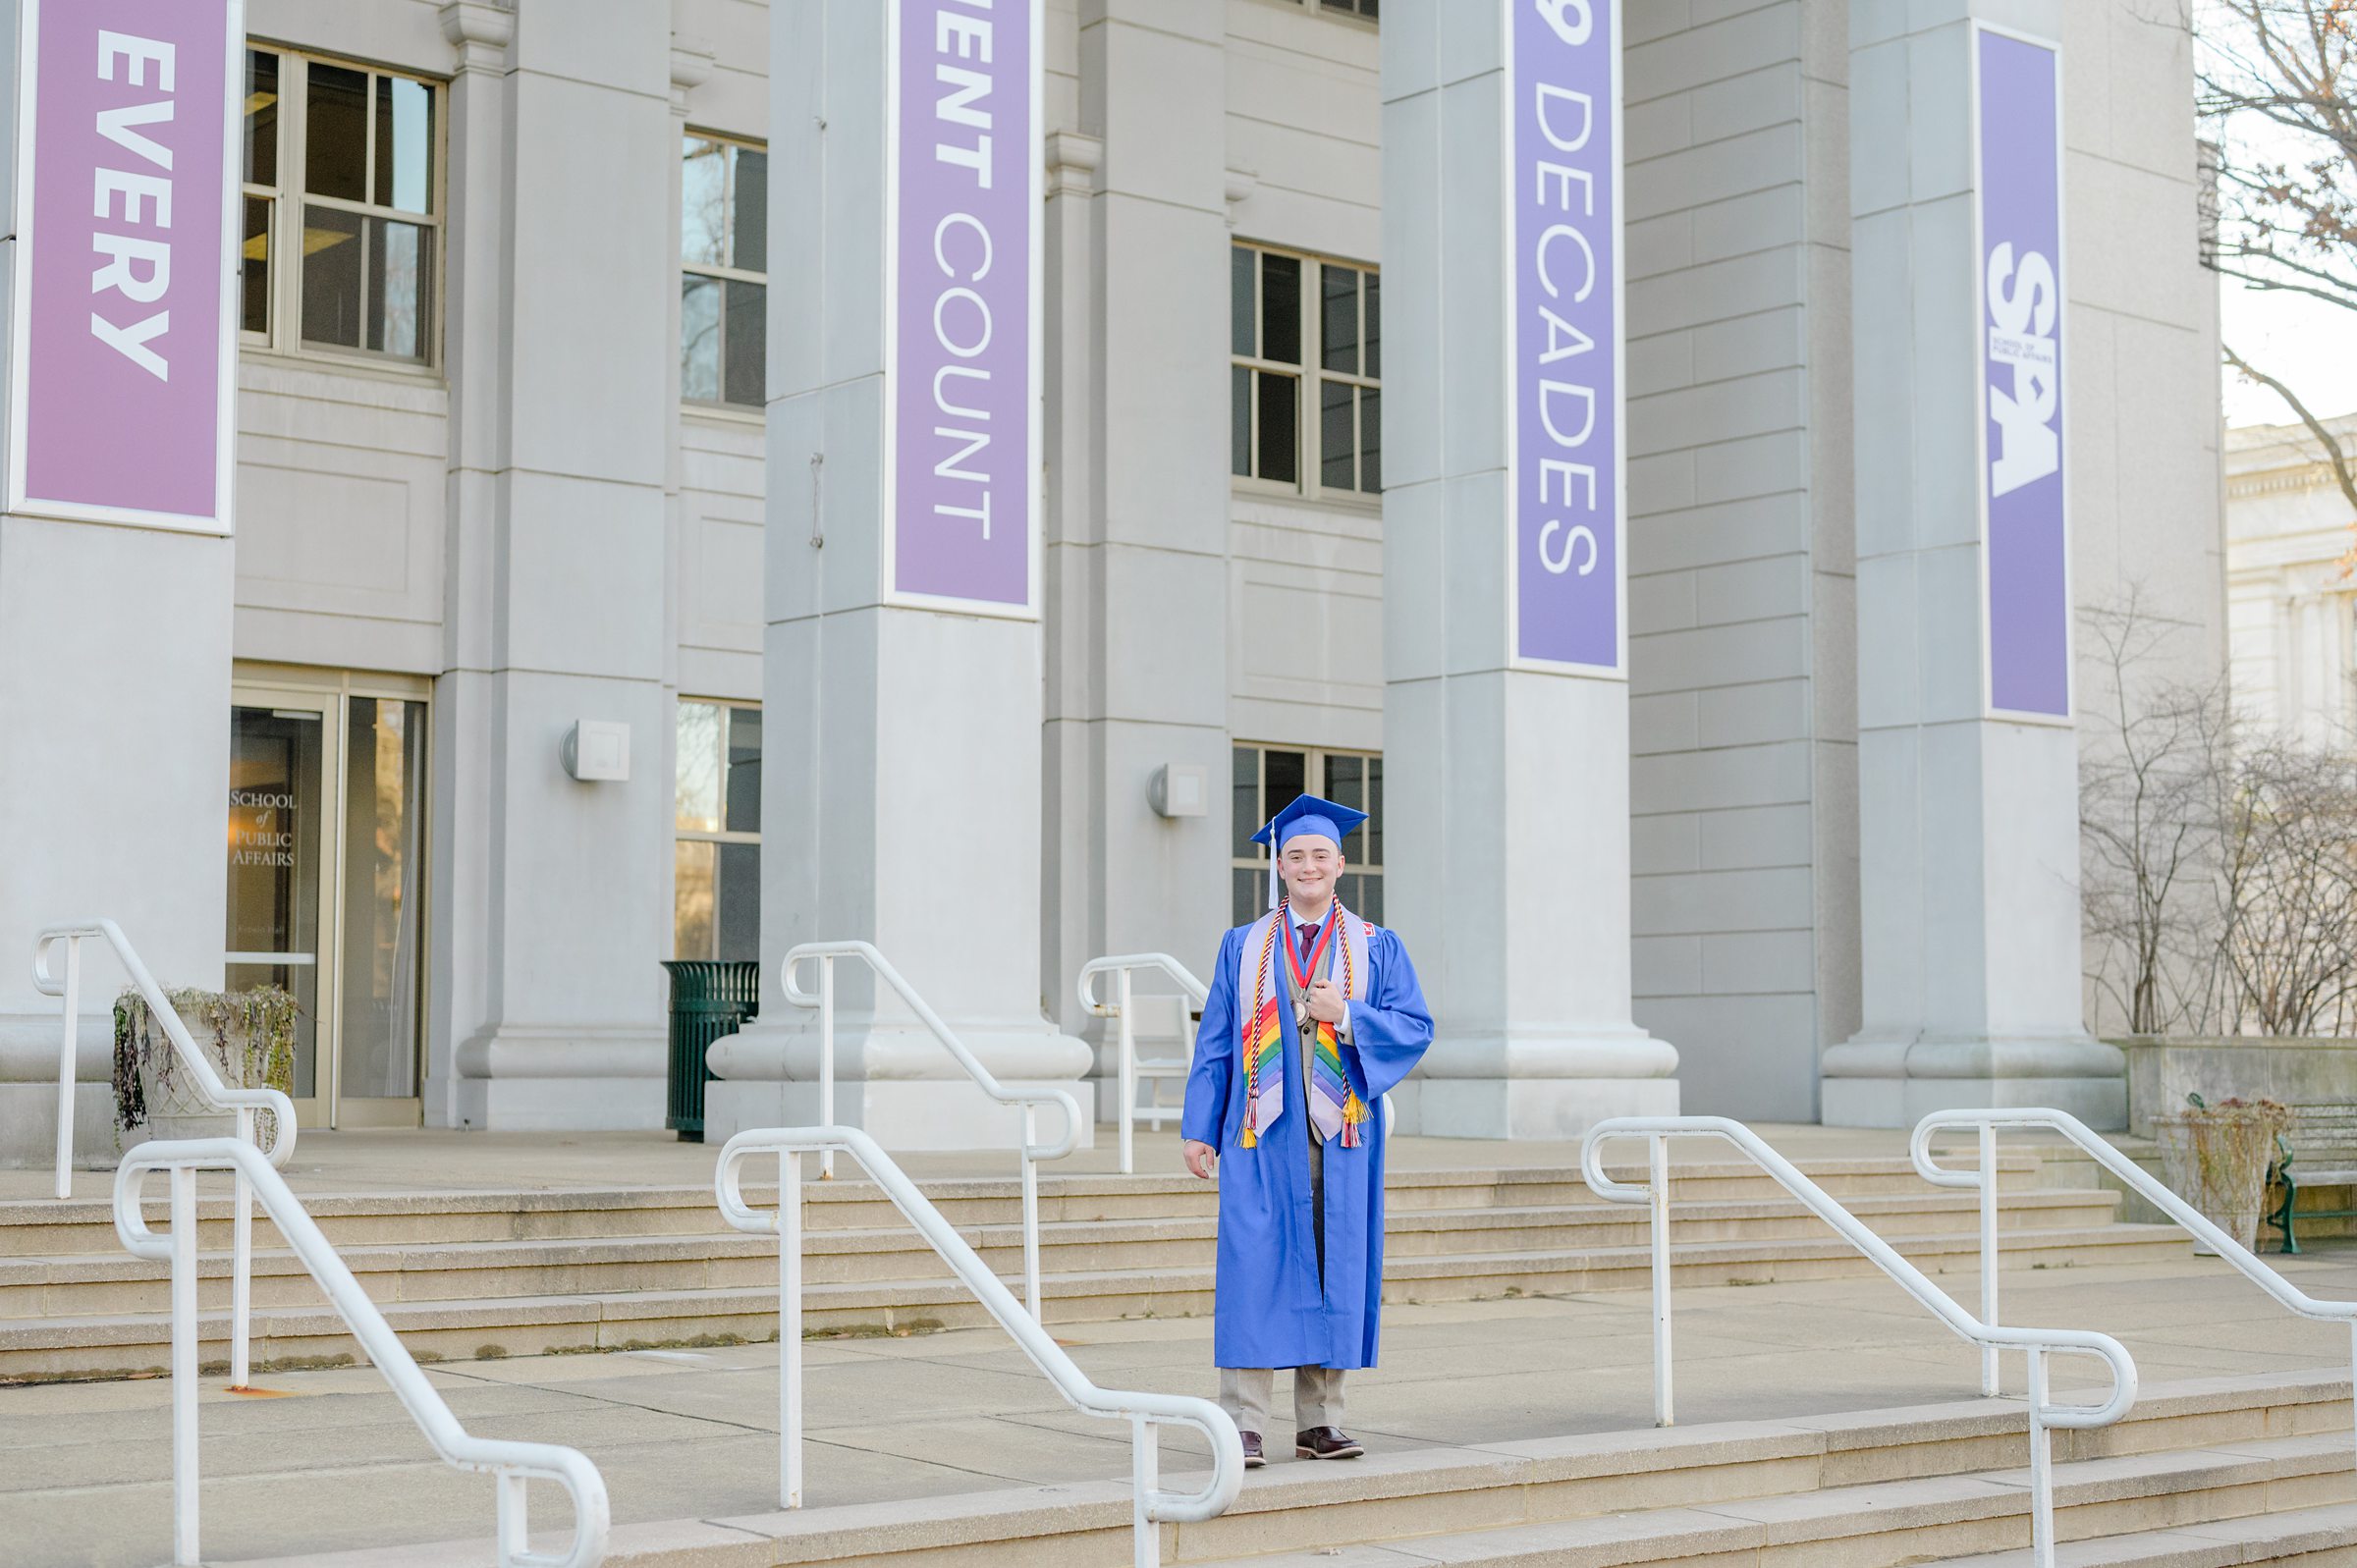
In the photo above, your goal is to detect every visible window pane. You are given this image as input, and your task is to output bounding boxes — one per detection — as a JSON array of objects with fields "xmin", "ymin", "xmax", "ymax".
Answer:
[
  {"xmin": 1361, "ymin": 873, "xmax": 1384, "ymax": 925},
  {"xmin": 1232, "ymin": 365, "xmax": 1251, "ymax": 476},
  {"xmin": 1321, "ymin": 379, "xmax": 1355, "ymax": 491},
  {"xmin": 733, "ymin": 147, "xmax": 768, "ymax": 273},
  {"xmin": 1323, "ymin": 266, "xmax": 1359, "ymax": 373},
  {"xmin": 1361, "ymin": 387, "xmax": 1382, "ymax": 493},
  {"xmin": 1257, "ymin": 370, "xmax": 1298, "ymax": 484},
  {"xmin": 339, "ymin": 697, "xmax": 426, "ymax": 1101},
  {"xmin": 367, "ymin": 217, "xmax": 431, "ymax": 360},
  {"xmin": 717, "ymin": 841, "xmax": 760, "ymax": 961},
  {"xmin": 1365, "ymin": 271, "xmax": 1382, "ymax": 380},
  {"xmin": 682, "ymin": 274, "xmax": 721, "ymax": 401},
  {"xmin": 683, "ymin": 136, "xmax": 727, "ymax": 266},
  {"xmin": 1231, "ymin": 244, "xmax": 1254, "ymax": 357},
  {"xmin": 1324, "ymin": 754, "xmax": 1363, "ymax": 814},
  {"xmin": 1366, "ymin": 756, "xmax": 1384, "ymax": 866},
  {"xmin": 373, "ymin": 76, "xmax": 434, "ymax": 214},
  {"xmin": 300, "ymin": 204, "xmax": 364, "ymax": 348},
  {"xmin": 724, "ymin": 706, "xmax": 762, "ymax": 834},
  {"xmin": 305, "ymin": 63, "xmax": 368, "ymax": 201},
  {"xmin": 242, "ymin": 196, "xmax": 271, "ymax": 335},
  {"xmin": 245, "ymin": 51, "xmax": 278, "ymax": 187},
  {"xmin": 1265, "ymin": 748, "xmax": 1306, "ymax": 817},
  {"xmin": 724, "ymin": 279, "xmax": 766, "ymax": 406},
  {"xmin": 1260, "ymin": 253, "xmax": 1300, "ymax": 364},
  {"xmin": 676, "ymin": 701, "xmax": 721, "ymax": 832},
  {"xmin": 1233, "ymin": 868, "xmax": 1263, "ymax": 929},
  {"xmin": 675, "ymin": 839, "xmax": 716, "ymax": 960},
  {"xmin": 1233, "ymin": 744, "xmax": 1260, "ymax": 859}
]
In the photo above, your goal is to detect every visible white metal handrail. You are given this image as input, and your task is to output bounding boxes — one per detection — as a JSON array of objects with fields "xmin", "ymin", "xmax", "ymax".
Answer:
[
  {"xmin": 717, "ymin": 1124, "xmax": 1241, "ymax": 1568},
  {"xmin": 1584, "ymin": 1115, "xmax": 2137, "ymax": 1568},
  {"xmin": 781, "ymin": 940, "xmax": 1080, "ymax": 1318},
  {"xmin": 1079, "ymin": 953, "xmax": 1207, "ymax": 1174},
  {"xmin": 117, "ymin": 1138, "xmax": 609, "ymax": 1568},
  {"xmin": 37, "ymin": 917, "xmax": 297, "ymax": 1388},
  {"xmin": 1077, "ymin": 950, "xmax": 1400, "ymax": 1176},
  {"xmin": 1914, "ymin": 1107, "xmax": 2357, "ymax": 1456}
]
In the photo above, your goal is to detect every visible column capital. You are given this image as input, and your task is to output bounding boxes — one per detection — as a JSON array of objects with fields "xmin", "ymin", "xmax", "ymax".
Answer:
[
  {"xmin": 669, "ymin": 40, "xmax": 715, "ymax": 117},
  {"xmin": 438, "ymin": 1, "xmax": 514, "ymax": 75},
  {"xmin": 1223, "ymin": 166, "xmax": 1257, "ymax": 229},
  {"xmin": 1045, "ymin": 131, "xmax": 1102, "ymax": 198}
]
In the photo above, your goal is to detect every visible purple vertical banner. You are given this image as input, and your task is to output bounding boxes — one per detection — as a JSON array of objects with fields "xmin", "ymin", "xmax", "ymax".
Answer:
[
  {"xmin": 1976, "ymin": 27, "xmax": 2068, "ymax": 718},
  {"xmin": 1509, "ymin": 0, "xmax": 1622, "ymax": 673},
  {"xmin": 9, "ymin": 0, "xmax": 240, "ymax": 533},
  {"xmin": 887, "ymin": 0, "xmax": 1040, "ymax": 616}
]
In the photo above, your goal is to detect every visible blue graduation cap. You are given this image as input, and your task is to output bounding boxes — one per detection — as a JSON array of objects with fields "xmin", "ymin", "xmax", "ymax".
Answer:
[{"xmin": 1251, "ymin": 793, "xmax": 1370, "ymax": 909}]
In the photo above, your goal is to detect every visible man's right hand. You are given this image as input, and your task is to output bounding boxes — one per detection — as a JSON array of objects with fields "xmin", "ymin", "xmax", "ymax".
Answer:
[{"xmin": 1183, "ymin": 1139, "xmax": 1218, "ymax": 1179}]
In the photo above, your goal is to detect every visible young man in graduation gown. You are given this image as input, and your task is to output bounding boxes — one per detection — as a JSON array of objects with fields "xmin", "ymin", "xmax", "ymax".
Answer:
[{"xmin": 1180, "ymin": 794, "xmax": 1434, "ymax": 1468}]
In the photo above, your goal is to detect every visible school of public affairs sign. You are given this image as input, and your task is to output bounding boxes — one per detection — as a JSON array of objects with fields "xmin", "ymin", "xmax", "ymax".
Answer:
[
  {"xmin": 885, "ymin": 0, "xmax": 1042, "ymax": 618},
  {"xmin": 8, "ymin": 0, "xmax": 242, "ymax": 534},
  {"xmin": 1507, "ymin": 0, "xmax": 1624, "ymax": 675},
  {"xmin": 1975, "ymin": 25, "xmax": 2069, "ymax": 720}
]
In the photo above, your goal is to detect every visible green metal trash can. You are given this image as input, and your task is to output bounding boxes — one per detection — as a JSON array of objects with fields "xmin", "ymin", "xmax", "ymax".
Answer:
[{"xmin": 661, "ymin": 960, "xmax": 760, "ymax": 1143}]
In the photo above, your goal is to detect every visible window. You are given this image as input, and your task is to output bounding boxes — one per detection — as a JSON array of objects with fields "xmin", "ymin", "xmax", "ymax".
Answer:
[
  {"xmin": 682, "ymin": 134, "xmax": 769, "ymax": 408},
  {"xmin": 1232, "ymin": 243, "xmax": 1381, "ymax": 498},
  {"xmin": 1231, "ymin": 744, "xmax": 1386, "ymax": 927},
  {"xmin": 1319, "ymin": 0, "xmax": 1379, "ymax": 18},
  {"xmin": 242, "ymin": 47, "xmax": 441, "ymax": 365},
  {"xmin": 675, "ymin": 701, "xmax": 762, "ymax": 960}
]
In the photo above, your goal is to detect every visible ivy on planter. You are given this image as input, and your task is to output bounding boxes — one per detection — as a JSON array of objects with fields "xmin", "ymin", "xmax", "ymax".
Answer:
[{"xmin": 112, "ymin": 986, "xmax": 299, "ymax": 1135}]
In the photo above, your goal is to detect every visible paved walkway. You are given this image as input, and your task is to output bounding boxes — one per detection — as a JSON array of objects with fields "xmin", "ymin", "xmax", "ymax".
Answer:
[{"xmin": 7, "ymin": 1249, "xmax": 2354, "ymax": 1567}]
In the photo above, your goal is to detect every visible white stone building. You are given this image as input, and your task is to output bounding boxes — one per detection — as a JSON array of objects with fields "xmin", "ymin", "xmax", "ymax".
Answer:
[
  {"xmin": 0, "ymin": 0, "xmax": 2228, "ymax": 1161},
  {"xmin": 2226, "ymin": 415, "xmax": 2357, "ymax": 745}
]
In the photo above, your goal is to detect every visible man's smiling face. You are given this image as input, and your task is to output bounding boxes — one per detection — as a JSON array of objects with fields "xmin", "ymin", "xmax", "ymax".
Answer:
[{"xmin": 1279, "ymin": 835, "xmax": 1343, "ymax": 909}]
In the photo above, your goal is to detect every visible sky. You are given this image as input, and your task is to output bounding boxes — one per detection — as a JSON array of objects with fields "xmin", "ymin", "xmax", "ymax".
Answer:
[{"xmin": 2220, "ymin": 264, "xmax": 2357, "ymax": 431}]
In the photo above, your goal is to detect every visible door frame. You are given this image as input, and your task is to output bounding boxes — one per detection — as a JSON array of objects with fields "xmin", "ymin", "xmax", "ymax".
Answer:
[{"xmin": 231, "ymin": 664, "xmax": 432, "ymax": 1130}]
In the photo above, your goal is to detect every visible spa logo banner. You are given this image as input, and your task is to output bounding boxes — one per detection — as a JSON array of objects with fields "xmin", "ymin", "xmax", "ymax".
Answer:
[
  {"xmin": 886, "ymin": 0, "xmax": 1042, "ymax": 618},
  {"xmin": 1975, "ymin": 26, "xmax": 2069, "ymax": 720},
  {"xmin": 9, "ymin": 0, "xmax": 242, "ymax": 534},
  {"xmin": 1507, "ymin": 0, "xmax": 1623, "ymax": 675}
]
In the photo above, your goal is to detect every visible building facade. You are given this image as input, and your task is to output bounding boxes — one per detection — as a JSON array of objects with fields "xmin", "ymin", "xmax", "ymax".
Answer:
[
  {"xmin": 2226, "ymin": 415, "xmax": 2357, "ymax": 745},
  {"xmin": 0, "ymin": 0, "xmax": 2226, "ymax": 1160}
]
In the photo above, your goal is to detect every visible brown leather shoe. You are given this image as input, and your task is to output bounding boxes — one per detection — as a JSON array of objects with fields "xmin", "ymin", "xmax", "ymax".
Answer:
[
  {"xmin": 1294, "ymin": 1426, "xmax": 1363, "ymax": 1460},
  {"xmin": 1241, "ymin": 1431, "xmax": 1265, "ymax": 1469}
]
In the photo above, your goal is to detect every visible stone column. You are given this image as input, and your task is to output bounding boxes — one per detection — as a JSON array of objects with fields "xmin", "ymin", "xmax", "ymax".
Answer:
[
  {"xmin": 0, "ymin": 0, "xmax": 237, "ymax": 1164},
  {"xmin": 1819, "ymin": 2, "xmax": 2120, "ymax": 1126},
  {"xmin": 1380, "ymin": 4, "xmax": 1678, "ymax": 1138},
  {"xmin": 1042, "ymin": 2, "xmax": 1233, "ymax": 1119},
  {"xmin": 435, "ymin": 0, "xmax": 679, "ymax": 1129},
  {"xmin": 707, "ymin": 0, "xmax": 1092, "ymax": 1148}
]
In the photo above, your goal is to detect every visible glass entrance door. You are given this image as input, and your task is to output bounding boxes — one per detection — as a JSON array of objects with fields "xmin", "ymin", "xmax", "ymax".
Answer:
[{"xmin": 228, "ymin": 678, "xmax": 428, "ymax": 1129}]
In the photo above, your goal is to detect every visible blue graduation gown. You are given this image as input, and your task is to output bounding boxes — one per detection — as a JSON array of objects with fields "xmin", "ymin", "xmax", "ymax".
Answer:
[{"xmin": 1180, "ymin": 922, "xmax": 1433, "ymax": 1370}]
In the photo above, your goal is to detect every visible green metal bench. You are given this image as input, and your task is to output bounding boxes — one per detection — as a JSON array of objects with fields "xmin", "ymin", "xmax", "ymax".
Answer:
[{"xmin": 2267, "ymin": 1106, "xmax": 2357, "ymax": 1255}]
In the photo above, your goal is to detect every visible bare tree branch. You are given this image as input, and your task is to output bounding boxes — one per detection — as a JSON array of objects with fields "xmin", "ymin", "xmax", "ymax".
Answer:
[{"xmin": 2224, "ymin": 343, "xmax": 2357, "ymax": 519}]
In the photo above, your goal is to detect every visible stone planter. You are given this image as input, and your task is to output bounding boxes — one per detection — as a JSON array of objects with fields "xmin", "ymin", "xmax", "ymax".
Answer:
[
  {"xmin": 2151, "ymin": 1103, "xmax": 2290, "ymax": 1254},
  {"xmin": 114, "ymin": 988, "xmax": 297, "ymax": 1145}
]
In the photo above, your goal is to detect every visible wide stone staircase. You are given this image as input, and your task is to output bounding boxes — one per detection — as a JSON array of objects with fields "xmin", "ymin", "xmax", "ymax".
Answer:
[
  {"xmin": 530, "ymin": 1370, "xmax": 2355, "ymax": 1568},
  {"xmin": 0, "ymin": 1146, "xmax": 2187, "ymax": 1383}
]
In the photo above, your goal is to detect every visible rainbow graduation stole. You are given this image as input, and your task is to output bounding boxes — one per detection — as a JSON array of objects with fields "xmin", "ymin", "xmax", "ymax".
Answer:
[{"xmin": 1239, "ymin": 897, "xmax": 1372, "ymax": 1149}]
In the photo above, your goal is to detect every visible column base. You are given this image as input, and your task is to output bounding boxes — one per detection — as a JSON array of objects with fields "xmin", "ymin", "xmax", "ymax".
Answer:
[
  {"xmin": 0, "ymin": 1082, "xmax": 114, "ymax": 1169},
  {"xmin": 1819, "ymin": 1034, "xmax": 2128, "ymax": 1130},
  {"xmin": 704, "ymin": 1015, "xmax": 1095, "ymax": 1152},
  {"xmin": 450, "ymin": 1023, "xmax": 668, "ymax": 1131},
  {"xmin": 1395, "ymin": 1076, "xmax": 1682, "ymax": 1140}
]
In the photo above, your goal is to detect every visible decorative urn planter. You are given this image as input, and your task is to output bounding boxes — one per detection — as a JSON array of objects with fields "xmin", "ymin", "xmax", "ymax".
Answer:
[
  {"xmin": 2150, "ymin": 1095, "xmax": 2291, "ymax": 1255},
  {"xmin": 113, "ymin": 988, "xmax": 298, "ymax": 1144}
]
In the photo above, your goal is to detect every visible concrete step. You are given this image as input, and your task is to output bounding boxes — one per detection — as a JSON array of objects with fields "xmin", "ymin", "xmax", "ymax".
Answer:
[
  {"xmin": 0, "ymin": 1153, "xmax": 2057, "ymax": 1255},
  {"xmin": 229, "ymin": 1371, "xmax": 2357, "ymax": 1568},
  {"xmin": 0, "ymin": 1219, "xmax": 2191, "ymax": 1381},
  {"xmin": 1930, "ymin": 1500, "xmax": 2357, "ymax": 1564},
  {"xmin": 0, "ymin": 1187, "xmax": 2133, "ymax": 1320}
]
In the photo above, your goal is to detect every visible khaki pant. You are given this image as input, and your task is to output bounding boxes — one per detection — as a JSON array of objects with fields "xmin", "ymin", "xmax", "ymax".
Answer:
[
  {"xmin": 1222, "ymin": 1089, "xmax": 1343, "ymax": 1437},
  {"xmin": 1218, "ymin": 1364, "xmax": 1346, "ymax": 1435}
]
